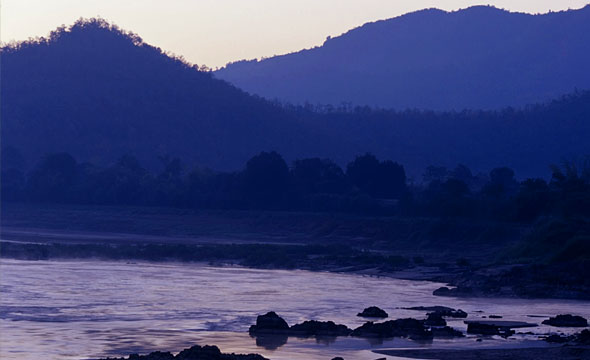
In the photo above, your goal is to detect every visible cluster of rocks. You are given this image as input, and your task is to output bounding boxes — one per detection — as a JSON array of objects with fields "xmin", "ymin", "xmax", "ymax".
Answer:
[
  {"xmin": 404, "ymin": 306, "xmax": 468, "ymax": 319},
  {"xmin": 249, "ymin": 306, "xmax": 466, "ymax": 342},
  {"xmin": 248, "ymin": 312, "xmax": 352, "ymax": 337},
  {"xmin": 542, "ymin": 314, "xmax": 588, "ymax": 327},
  {"xmin": 98, "ymin": 345, "xmax": 268, "ymax": 360},
  {"xmin": 357, "ymin": 306, "xmax": 389, "ymax": 318},
  {"xmin": 545, "ymin": 329, "xmax": 590, "ymax": 344}
]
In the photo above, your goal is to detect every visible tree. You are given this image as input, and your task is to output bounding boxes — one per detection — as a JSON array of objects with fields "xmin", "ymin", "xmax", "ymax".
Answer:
[
  {"xmin": 291, "ymin": 158, "xmax": 346, "ymax": 194},
  {"xmin": 243, "ymin": 151, "xmax": 289, "ymax": 208}
]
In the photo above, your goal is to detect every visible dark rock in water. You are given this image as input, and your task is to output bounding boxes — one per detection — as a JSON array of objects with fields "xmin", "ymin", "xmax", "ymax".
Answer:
[
  {"xmin": 176, "ymin": 345, "xmax": 267, "ymax": 360},
  {"xmin": 405, "ymin": 306, "xmax": 467, "ymax": 318},
  {"xmin": 577, "ymin": 329, "xmax": 590, "ymax": 344},
  {"xmin": 466, "ymin": 322, "xmax": 515, "ymax": 337},
  {"xmin": 544, "ymin": 330, "xmax": 590, "ymax": 345},
  {"xmin": 351, "ymin": 318, "xmax": 432, "ymax": 340},
  {"xmin": 357, "ymin": 306, "xmax": 389, "ymax": 318},
  {"xmin": 424, "ymin": 312, "xmax": 446, "ymax": 327},
  {"xmin": 545, "ymin": 334, "xmax": 572, "ymax": 343},
  {"xmin": 99, "ymin": 345, "xmax": 268, "ymax": 360},
  {"xmin": 431, "ymin": 326, "xmax": 464, "ymax": 338},
  {"xmin": 432, "ymin": 287, "xmax": 451, "ymax": 296},
  {"xmin": 248, "ymin": 312, "xmax": 290, "ymax": 334},
  {"xmin": 542, "ymin": 314, "xmax": 588, "ymax": 327},
  {"xmin": 331, "ymin": 358, "xmax": 344, "ymax": 360},
  {"xmin": 489, "ymin": 315, "xmax": 502, "ymax": 319},
  {"xmin": 289, "ymin": 320, "xmax": 352, "ymax": 337}
]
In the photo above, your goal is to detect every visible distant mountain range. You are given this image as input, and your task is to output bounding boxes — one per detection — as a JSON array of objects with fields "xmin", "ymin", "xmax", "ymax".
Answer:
[
  {"xmin": 215, "ymin": 5, "xmax": 590, "ymax": 110},
  {"xmin": 2, "ymin": 18, "xmax": 589, "ymax": 178}
]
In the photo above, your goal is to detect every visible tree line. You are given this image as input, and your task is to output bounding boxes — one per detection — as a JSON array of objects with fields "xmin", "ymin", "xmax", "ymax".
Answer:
[{"xmin": 2, "ymin": 148, "xmax": 589, "ymax": 222}]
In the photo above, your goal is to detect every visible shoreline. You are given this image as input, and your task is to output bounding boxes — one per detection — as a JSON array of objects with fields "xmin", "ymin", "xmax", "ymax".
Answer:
[{"xmin": 374, "ymin": 345, "xmax": 590, "ymax": 360}]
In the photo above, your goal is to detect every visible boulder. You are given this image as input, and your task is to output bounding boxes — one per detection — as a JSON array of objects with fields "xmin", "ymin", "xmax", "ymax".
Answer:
[
  {"xmin": 577, "ymin": 329, "xmax": 590, "ymax": 344},
  {"xmin": 248, "ymin": 312, "xmax": 289, "ymax": 334},
  {"xmin": 431, "ymin": 326, "xmax": 464, "ymax": 338},
  {"xmin": 424, "ymin": 312, "xmax": 446, "ymax": 327},
  {"xmin": 351, "ymin": 318, "xmax": 432, "ymax": 340},
  {"xmin": 357, "ymin": 306, "xmax": 389, "ymax": 318},
  {"xmin": 100, "ymin": 345, "xmax": 269, "ymax": 360},
  {"xmin": 405, "ymin": 306, "xmax": 467, "ymax": 318},
  {"xmin": 289, "ymin": 320, "xmax": 352, "ymax": 337},
  {"xmin": 542, "ymin": 314, "xmax": 588, "ymax": 327},
  {"xmin": 466, "ymin": 322, "xmax": 515, "ymax": 337}
]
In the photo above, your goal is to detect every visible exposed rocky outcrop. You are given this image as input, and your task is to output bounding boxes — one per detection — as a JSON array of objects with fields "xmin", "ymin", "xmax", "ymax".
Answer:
[
  {"xmin": 542, "ymin": 314, "xmax": 588, "ymax": 327},
  {"xmin": 248, "ymin": 312, "xmax": 351, "ymax": 338},
  {"xmin": 357, "ymin": 306, "xmax": 388, "ymax": 318},
  {"xmin": 98, "ymin": 345, "xmax": 268, "ymax": 360},
  {"xmin": 248, "ymin": 312, "xmax": 289, "ymax": 334},
  {"xmin": 544, "ymin": 329, "xmax": 590, "ymax": 344},
  {"xmin": 464, "ymin": 320, "xmax": 536, "ymax": 337},
  {"xmin": 466, "ymin": 322, "xmax": 514, "ymax": 337},
  {"xmin": 351, "ymin": 318, "xmax": 432, "ymax": 340},
  {"xmin": 289, "ymin": 320, "xmax": 352, "ymax": 337},
  {"xmin": 424, "ymin": 312, "xmax": 446, "ymax": 326},
  {"xmin": 405, "ymin": 306, "xmax": 467, "ymax": 318},
  {"xmin": 432, "ymin": 326, "xmax": 464, "ymax": 338}
]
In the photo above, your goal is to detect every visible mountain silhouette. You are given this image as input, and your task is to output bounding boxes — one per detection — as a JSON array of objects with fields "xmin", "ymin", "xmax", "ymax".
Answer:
[
  {"xmin": 2, "ymin": 18, "xmax": 589, "ymax": 178},
  {"xmin": 215, "ymin": 5, "xmax": 590, "ymax": 110},
  {"xmin": 1, "ymin": 19, "xmax": 334, "ymax": 171}
]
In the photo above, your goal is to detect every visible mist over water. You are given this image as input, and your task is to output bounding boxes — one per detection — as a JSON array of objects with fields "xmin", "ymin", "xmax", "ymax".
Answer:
[{"xmin": 1, "ymin": 259, "xmax": 589, "ymax": 360}]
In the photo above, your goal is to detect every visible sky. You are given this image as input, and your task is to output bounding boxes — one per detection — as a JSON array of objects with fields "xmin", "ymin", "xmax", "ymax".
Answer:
[{"xmin": 2, "ymin": 0, "xmax": 589, "ymax": 68}]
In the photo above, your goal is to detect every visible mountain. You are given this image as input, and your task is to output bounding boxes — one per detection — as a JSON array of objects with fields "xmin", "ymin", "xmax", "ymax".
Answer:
[
  {"xmin": 0, "ymin": 19, "xmax": 337, "ymax": 171},
  {"xmin": 215, "ymin": 5, "xmax": 590, "ymax": 110},
  {"xmin": 2, "ymin": 19, "xmax": 589, "ymax": 179}
]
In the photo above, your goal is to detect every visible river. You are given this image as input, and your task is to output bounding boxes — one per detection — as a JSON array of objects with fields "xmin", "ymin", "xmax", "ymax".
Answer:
[{"xmin": 1, "ymin": 259, "xmax": 589, "ymax": 360}]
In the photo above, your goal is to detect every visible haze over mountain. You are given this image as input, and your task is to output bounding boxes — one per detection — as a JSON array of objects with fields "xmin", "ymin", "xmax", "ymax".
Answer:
[
  {"xmin": 215, "ymin": 5, "xmax": 590, "ymax": 110},
  {"xmin": 2, "ymin": 19, "xmax": 589, "ymax": 178}
]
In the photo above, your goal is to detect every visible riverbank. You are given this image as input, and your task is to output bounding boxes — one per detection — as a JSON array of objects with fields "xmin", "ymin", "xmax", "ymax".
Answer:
[
  {"xmin": 375, "ymin": 345, "xmax": 590, "ymax": 359},
  {"xmin": 2, "ymin": 202, "xmax": 589, "ymax": 300}
]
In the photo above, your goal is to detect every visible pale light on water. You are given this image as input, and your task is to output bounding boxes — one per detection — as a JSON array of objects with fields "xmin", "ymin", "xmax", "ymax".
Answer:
[{"xmin": 1, "ymin": 259, "xmax": 589, "ymax": 360}]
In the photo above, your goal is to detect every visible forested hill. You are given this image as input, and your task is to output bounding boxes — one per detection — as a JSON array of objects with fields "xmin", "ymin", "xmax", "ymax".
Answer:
[
  {"xmin": 216, "ymin": 5, "xmax": 590, "ymax": 110},
  {"xmin": 2, "ymin": 19, "xmax": 590, "ymax": 178},
  {"xmin": 0, "ymin": 19, "xmax": 334, "ymax": 171}
]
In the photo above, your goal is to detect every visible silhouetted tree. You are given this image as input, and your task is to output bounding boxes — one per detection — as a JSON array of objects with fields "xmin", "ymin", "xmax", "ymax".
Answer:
[
  {"xmin": 243, "ymin": 151, "xmax": 289, "ymax": 208},
  {"xmin": 291, "ymin": 158, "xmax": 346, "ymax": 195}
]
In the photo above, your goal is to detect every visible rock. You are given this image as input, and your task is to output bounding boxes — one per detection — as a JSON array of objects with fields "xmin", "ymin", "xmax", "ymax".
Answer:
[
  {"xmin": 544, "ymin": 334, "xmax": 572, "ymax": 343},
  {"xmin": 288, "ymin": 320, "xmax": 352, "ymax": 337},
  {"xmin": 577, "ymin": 329, "xmax": 590, "ymax": 344},
  {"xmin": 248, "ymin": 312, "xmax": 289, "ymax": 334},
  {"xmin": 542, "ymin": 314, "xmax": 588, "ymax": 327},
  {"xmin": 357, "ymin": 306, "xmax": 389, "ymax": 318},
  {"xmin": 176, "ymin": 345, "xmax": 267, "ymax": 360},
  {"xmin": 351, "ymin": 318, "xmax": 432, "ymax": 340},
  {"xmin": 100, "ymin": 345, "xmax": 269, "ymax": 360},
  {"xmin": 489, "ymin": 315, "xmax": 503, "ymax": 319},
  {"xmin": 466, "ymin": 322, "xmax": 515, "ymax": 337},
  {"xmin": 424, "ymin": 312, "xmax": 446, "ymax": 327},
  {"xmin": 432, "ymin": 287, "xmax": 451, "ymax": 296},
  {"xmin": 431, "ymin": 326, "xmax": 464, "ymax": 338},
  {"xmin": 331, "ymin": 358, "xmax": 344, "ymax": 360},
  {"xmin": 405, "ymin": 306, "xmax": 467, "ymax": 318}
]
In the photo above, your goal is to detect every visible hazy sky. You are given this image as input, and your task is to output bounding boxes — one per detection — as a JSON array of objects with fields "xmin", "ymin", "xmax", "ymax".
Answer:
[{"xmin": 2, "ymin": 0, "xmax": 588, "ymax": 68}]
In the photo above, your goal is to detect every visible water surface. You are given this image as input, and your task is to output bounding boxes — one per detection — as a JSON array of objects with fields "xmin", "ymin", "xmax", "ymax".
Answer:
[{"xmin": 1, "ymin": 259, "xmax": 588, "ymax": 360}]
